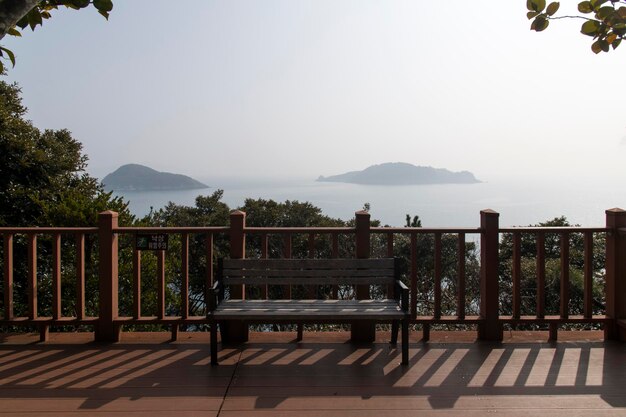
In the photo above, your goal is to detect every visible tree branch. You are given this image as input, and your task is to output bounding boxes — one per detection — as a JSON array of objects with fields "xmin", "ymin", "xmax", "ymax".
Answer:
[
  {"xmin": 549, "ymin": 15, "xmax": 595, "ymax": 21},
  {"xmin": 0, "ymin": 0, "xmax": 41, "ymax": 41}
]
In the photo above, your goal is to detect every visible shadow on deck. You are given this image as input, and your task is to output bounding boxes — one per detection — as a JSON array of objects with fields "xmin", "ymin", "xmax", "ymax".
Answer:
[{"xmin": 0, "ymin": 331, "xmax": 624, "ymax": 416}]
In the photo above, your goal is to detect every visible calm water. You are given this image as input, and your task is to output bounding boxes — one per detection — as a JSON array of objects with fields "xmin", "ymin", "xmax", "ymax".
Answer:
[{"xmin": 113, "ymin": 176, "xmax": 626, "ymax": 227}]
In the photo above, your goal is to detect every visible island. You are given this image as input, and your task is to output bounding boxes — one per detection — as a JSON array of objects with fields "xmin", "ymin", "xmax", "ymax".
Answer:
[
  {"xmin": 102, "ymin": 164, "xmax": 208, "ymax": 191},
  {"xmin": 317, "ymin": 162, "xmax": 480, "ymax": 185}
]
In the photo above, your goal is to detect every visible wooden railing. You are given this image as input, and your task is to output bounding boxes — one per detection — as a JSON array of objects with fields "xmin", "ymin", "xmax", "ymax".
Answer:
[
  {"xmin": 1, "ymin": 227, "xmax": 99, "ymax": 341},
  {"xmin": 2, "ymin": 208, "xmax": 626, "ymax": 343}
]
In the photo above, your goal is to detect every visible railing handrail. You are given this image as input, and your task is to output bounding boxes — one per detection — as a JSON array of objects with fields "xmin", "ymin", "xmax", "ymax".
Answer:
[
  {"xmin": 0, "ymin": 226, "xmax": 608, "ymax": 234},
  {"xmin": 372, "ymin": 227, "xmax": 481, "ymax": 233},
  {"xmin": 499, "ymin": 226, "xmax": 607, "ymax": 233},
  {"xmin": 114, "ymin": 226, "xmax": 230, "ymax": 233},
  {"xmin": 0, "ymin": 227, "xmax": 99, "ymax": 233},
  {"xmin": 244, "ymin": 227, "xmax": 355, "ymax": 233}
]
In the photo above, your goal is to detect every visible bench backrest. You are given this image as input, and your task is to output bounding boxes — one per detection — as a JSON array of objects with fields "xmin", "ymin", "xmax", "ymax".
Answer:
[{"xmin": 218, "ymin": 258, "xmax": 397, "ymax": 286}]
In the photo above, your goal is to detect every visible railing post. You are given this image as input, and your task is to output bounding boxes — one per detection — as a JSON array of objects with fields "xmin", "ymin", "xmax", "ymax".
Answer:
[
  {"xmin": 478, "ymin": 209, "xmax": 502, "ymax": 341},
  {"xmin": 605, "ymin": 208, "xmax": 626, "ymax": 341},
  {"xmin": 221, "ymin": 210, "xmax": 248, "ymax": 344},
  {"xmin": 95, "ymin": 211, "xmax": 120, "ymax": 342},
  {"xmin": 352, "ymin": 210, "xmax": 375, "ymax": 342}
]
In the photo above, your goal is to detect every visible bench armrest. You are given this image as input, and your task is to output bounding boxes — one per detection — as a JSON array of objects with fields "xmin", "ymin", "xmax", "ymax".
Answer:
[
  {"xmin": 207, "ymin": 280, "xmax": 222, "ymax": 313},
  {"xmin": 395, "ymin": 280, "xmax": 409, "ymax": 313}
]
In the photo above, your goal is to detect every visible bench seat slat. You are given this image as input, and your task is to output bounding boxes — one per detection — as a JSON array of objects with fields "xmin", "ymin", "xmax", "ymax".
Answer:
[{"xmin": 213, "ymin": 299, "xmax": 405, "ymax": 320}]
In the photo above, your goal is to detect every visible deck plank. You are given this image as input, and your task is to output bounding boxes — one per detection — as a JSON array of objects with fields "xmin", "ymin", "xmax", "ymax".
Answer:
[{"xmin": 0, "ymin": 331, "xmax": 624, "ymax": 416}]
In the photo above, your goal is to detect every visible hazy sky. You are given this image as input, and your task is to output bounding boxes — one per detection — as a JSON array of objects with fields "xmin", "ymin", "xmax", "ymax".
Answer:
[{"xmin": 4, "ymin": 1, "xmax": 626, "ymax": 182}]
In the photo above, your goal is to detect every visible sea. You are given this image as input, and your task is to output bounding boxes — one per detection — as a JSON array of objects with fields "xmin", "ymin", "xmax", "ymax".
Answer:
[{"xmin": 112, "ymin": 175, "xmax": 626, "ymax": 228}]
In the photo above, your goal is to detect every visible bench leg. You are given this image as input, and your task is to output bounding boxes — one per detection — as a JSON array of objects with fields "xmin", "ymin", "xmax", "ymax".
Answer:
[
  {"xmin": 297, "ymin": 323, "xmax": 303, "ymax": 341},
  {"xmin": 401, "ymin": 319, "xmax": 409, "ymax": 365},
  {"xmin": 211, "ymin": 322, "xmax": 218, "ymax": 365},
  {"xmin": 390, "ymin": 320, "xmax": 399, "ymax": 345}
]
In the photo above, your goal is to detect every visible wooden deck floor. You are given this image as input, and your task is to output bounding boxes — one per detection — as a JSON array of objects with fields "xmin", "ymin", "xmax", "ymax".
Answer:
[{"xmin": 0, "ymin": 331, "xmax": 625, "ymax": 416}]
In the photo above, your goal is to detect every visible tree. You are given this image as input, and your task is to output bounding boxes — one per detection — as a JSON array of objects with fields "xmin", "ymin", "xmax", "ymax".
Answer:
[
  {"xmin": 0, "ymin": 78, "xmax": 131, "ymax": 227},
  {"xmin": 0, "ymin": 0, "xmax": 113, "ymax": 71},
  {"xmin": 527, "ymin": 0, "xmax": 626, "ymax": 53},
  {"xmin": 0, "ymin": 77, "xmax": 132, "ymax": 319}
]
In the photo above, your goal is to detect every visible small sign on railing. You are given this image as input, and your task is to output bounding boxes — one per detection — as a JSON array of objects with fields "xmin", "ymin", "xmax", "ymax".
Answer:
[{"xmin": 135, "ymin": 233, "xmax": 168, "ymax": 251}]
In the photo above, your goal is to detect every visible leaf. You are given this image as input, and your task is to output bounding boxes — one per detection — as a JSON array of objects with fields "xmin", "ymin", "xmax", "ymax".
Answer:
[
  {"xmin": 93, "ymin": 0, "xmax": 113, "ymax": 12},
  {"xmin": 581, "ymin": 20, "xmax": 601, "ymax": 35},
  {"xmin": 527, "ymin": 11, "xmax": 540, "ymax": 19},
  {"xmin": 614, "ymin": 24, "xmax": 626, "ymax": 36},
  {"xmin": 26, "ymin": 10, "xmax": 43, "ymax": 31},
  {"xmin": 69, "ymin": 0, "xmax": 90, "ymax": 9},
  {"xmin": 618, "ymin": 7, "xmax": 626, "ymax": 18},
  {"xmin": 98, "ymin": 10, "xmax": 109, "ymax": 20},
  {"xmin": 0, "ymin": 46, "xmax": 16, "ymax": 67},
  {"xmin": 578, "ymin": 1, "xmax": 593, "ymax": 13},
  {"xmin": 7, "ymin": 28, "xmax": 21, "ymax": 37},
  {"xmin": 591, "ymin": 40, "xmax": 603, "ymax": 53},
  {"xmin": 612, "ymin": 38, "xmax": 622, "ymax": 49},
  {"xmin": 601, "ymin": 39, "xmax": 610, "ymax": 51},
  {"xmin": 547, "ymin": 2, "xmax": 560, "ymax": 16},
  {"xmin": 607, "ymin": 32, "xmax": 617, "ymax": 43},
  {"xmin": 532, "ymin": 0, "xmax": 547, "ymax": 12},
  {"xmin": 596, "ymin": 6, "xmax": 615, "ymax": 19},
  {"xmin": 590, "ymin": 0, "xmax": 609, "ymax": 10},
  {"xmin": 532, "ymin": 16, "xmax": 550, "ymax": 31},
  {"xmin": 15, "ymin": 16, "xmax": 28, "ymax": 29}
]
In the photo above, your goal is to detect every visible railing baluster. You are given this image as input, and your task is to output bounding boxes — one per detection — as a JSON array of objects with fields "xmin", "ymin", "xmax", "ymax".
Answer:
[
  {"xmin": 387, "ymin": 233, "xmax": 394, "ymax": 257},
  {"xmin": 261, "ymin": 233, "xmax": 268, "ymax": 299},
  {"xmin": 28, "ymin": 233, "xmax": 37, "ymax": 319},
  {"xmin": 536, "ymin": 232, "xmax": 545, "ymax": 319},
  {"xmin": 512, "ymin": 232, "xmax": 521, "ymax": 319},
  {"xmin": 307, "ymin": 233, "xmax": 316, "ymax": 298},
  {"xmin": 283, "ymin": 233, "xmax": 292, "ymax": 299},
  {"xmin": 181, "ymin": 233, "xmax": 189, "ymax": 319},
  {"xmin": 434, "ymin": 232, "xmax": 442, "ymax": 319},
  {"xmin": 75, "ymin": 233, "xmax": 85, "ymax": 320},
  {"xmin": 206, "ymin": 233, "xmax": 214, "ymax": 305},
  {"xmin": 560, "ymin": 232, "xmax": 570, "ymax": 319},
  {"xmin": 410, "ymin": 232, "xmax": 417, "ymax": 319},
  {"xmin": 157, "ymin": 250, "xmax": 165, "ymax": 319},
  {"xmin": 133, "ymin": 247, "xmax": 141, "ymax": 319},
  {"xmin": 387, "ymin": 232, "xmax": 394, "ymax": 298},
  {"xmin": 3, "ymin": 233, "xmax": 13, "ymax": 320},
  {"xmin": 457, "ymin": 233, "xmax": 465, "ymax": 319},
  {"xmin": 331, "ymin": 232, "xmax": 339, "ymax": 299},
  {"xmin": 584, "ymin": 231, "xmax": 593, "ymax": 318},
  {"xmin": 52, "ymin": 233, "xmax": 62, "ymax": 320},
  {"xmin": 308, "ymin": 232, "xmax": 315, "ymax": 258}
]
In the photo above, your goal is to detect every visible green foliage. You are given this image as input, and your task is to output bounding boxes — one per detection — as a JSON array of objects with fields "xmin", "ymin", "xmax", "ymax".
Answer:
[
  {"xmin": 528, "ymin": 0, "xmax": 626, "ymax": 53},
  {"xmin": 499, "ymin": 216, "xmax": 605, "ymax": 320},
  {"xmin": 0, "ymin": 0, "xmax": 113, "ymax": 72},
  {"xmin": 405, "ymin": 214, "xmax": 422, "ymax": 228}
]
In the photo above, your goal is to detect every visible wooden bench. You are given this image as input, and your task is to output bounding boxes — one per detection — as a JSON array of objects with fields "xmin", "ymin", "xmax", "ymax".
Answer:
[{"xmin": 208, "ymin": 258, "xmax": 409, "ymax": 365}]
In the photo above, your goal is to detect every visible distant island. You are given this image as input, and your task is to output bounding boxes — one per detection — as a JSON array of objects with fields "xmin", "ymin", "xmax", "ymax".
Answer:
[
  {"xmin": 102, "ymin": 164, "xmax": 208, "ymax": 191},
  {"xmin": 317, "ymin": 162, "xmax": 480, "ymax": 185}
]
